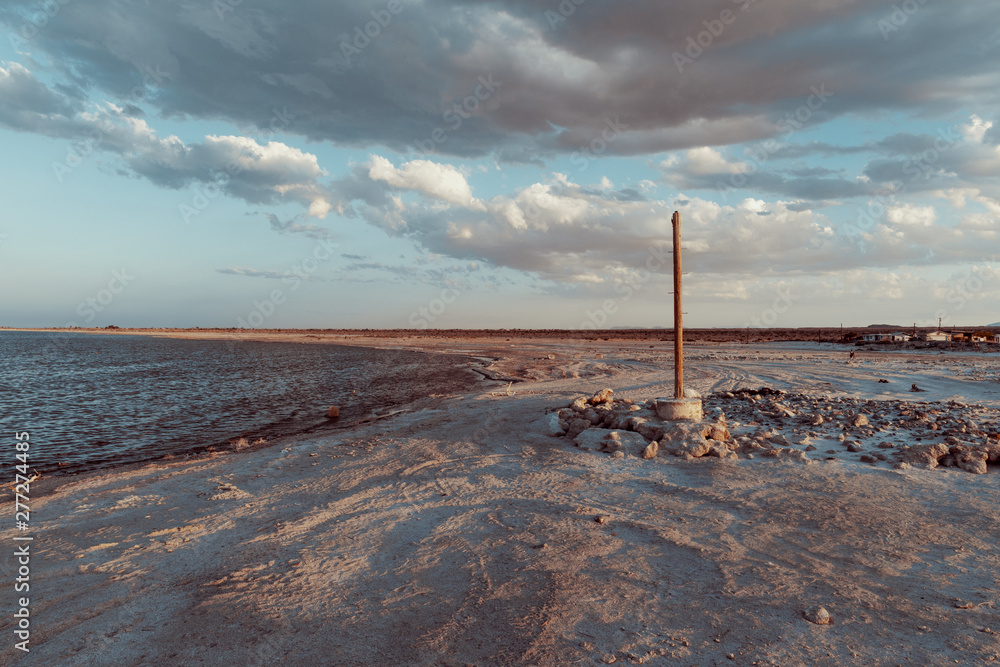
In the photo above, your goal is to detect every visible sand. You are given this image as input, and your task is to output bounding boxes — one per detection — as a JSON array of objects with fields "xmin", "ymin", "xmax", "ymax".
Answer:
[{"xmin": 3, "ymin": 333, "xmax": 1000, "ymax": 666}]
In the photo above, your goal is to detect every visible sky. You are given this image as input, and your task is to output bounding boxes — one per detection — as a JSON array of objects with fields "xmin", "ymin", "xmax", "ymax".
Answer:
[{"xmin": 1, "ymin": 0, "xmax": 999, "ymax": 330}]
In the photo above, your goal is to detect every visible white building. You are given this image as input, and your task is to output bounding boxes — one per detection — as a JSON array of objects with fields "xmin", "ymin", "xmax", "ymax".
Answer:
[
  {"xmin": 924, "ymin": 331, "xmax": 951, "ymax": 342},
  {"xmin": 862, "ymin": 332, "xmax": 911, "ymax": 342}
]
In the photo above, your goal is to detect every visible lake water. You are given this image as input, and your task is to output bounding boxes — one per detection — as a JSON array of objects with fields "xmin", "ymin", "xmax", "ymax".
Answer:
[{"xmin": 0, "ymin": 331, "xmax": 480, "ymax": 476}]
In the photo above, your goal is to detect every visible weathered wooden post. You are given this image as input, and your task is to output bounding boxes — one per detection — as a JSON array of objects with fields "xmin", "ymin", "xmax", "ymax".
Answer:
[
  {"xmin": 654, "ymin": 211, "xmax": 703, "ymax": 422},
  {"xmin": 673, "ymin": 210, "xmax": 684, "ymax": 399}
]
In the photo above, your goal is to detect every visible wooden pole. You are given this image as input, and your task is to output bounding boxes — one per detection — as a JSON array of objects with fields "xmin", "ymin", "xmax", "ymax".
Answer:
[{"xmin": 672, "ymin": 211, "xmax": 683, "ymax": 399}]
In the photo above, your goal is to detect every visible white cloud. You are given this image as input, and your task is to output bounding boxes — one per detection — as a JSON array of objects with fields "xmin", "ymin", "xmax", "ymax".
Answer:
[
  {"xmin": 960, "ymin": 115, "xmax": 993, "ymax": 143},
  {"xmin": 886, "ymin": 204, "xmax": 937, "ymax": 227},
  {"xmin": 684, "ymin": 147, "xmax": 748, "ymax": 176},
  {"xmin": 368, "ymin": 156, "xmax": 486, "ymax": 211}
]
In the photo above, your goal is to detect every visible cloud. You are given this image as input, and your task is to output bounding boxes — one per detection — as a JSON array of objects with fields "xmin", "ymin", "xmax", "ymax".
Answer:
[
  {"xmin": 886, "ymin": 204, "xmax": 936, "ymax": 228},
  {"xmin": 0, "ymin": 61, "xmax": 80, "ymax": 129},
  {"xmin": 216, "ymin": 267, "xmax": 298, "ymax": 280},
  {"xmin": 368, "ymin": 156, "xmax": 485, "ymax": 210},
  {"xmin": 263, "ymin": 213, "xmax": 335, "ymax": 239},
  {"xmin": 0, "ymin": 66, "xmax": 335, "ymax": 215},
  {"xmin": 1, "ymin": 0, "xmax": 998, "ymax": 161},
  {"xmin": 658, "ymin": 116, "xmax": 1000, "ymax": 206}
]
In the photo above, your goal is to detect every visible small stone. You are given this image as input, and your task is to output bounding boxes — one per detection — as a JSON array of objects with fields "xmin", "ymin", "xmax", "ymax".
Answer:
[
  {"xmin": 610, "ymin": 450, "xmax": 625, "ymax": 459},
  {"xmin": 570, "ymin": 397, "xmax": 588, "ymax": 412},
  {"xmin": 590, "ymin": 388, "xmax": 614, "ymax": 405},
  {"xmin": 326, "ymin": 406, "xmax": 340, "ymax": 418},
  {"xmin": 539, "ymin": 412, "xmax": 566, "ymax": 437},
  {"xmin": 846, "ymin": 441, "xmax": 863, "ymax": 453},
  {"xmin": 810, "ymin": 414, "xmax": 824, "ymax": 426},
  {"xmin": 594, "ymin": 516, "xmax": 608, "ymax": 524},
  {"xmin": 849, "ymin": 414, "xmax": 869, "ymax": 427},
  {"xmin": 566, "ymin": 418, "xmax": 592, "ymax": 440},
  {"xmin": 641, "ymin": 441, "xmax": 659, "ymax": 459},
  {"xmin": 772, "ymin": 403, "xmax": 796, "ymax": 417},
  {"xmin": 803, "ymin": 606, "xmax": 832, "ymax": 625}
]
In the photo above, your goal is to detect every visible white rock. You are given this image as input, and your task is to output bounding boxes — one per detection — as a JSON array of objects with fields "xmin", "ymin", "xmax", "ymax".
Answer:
[
  {"xmin": 575, "ymin": 428, "xmax": 617, "ymax": 452},
  {"xmin": 537, "ymin": 412, "xmax": 566, "ymax": 437},
  {"xmin": 575, "ymin": 428, "xmax": 648, "ymax": 454}
]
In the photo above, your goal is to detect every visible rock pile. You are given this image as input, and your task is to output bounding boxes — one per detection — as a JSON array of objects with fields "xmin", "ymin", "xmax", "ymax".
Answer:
[
  {"xmin": 546, "ymin": 388, "xmax": 757, "ymax": 462},
  {"xmin": 543, "ymin": 387, "xmax": 1000, "ymax": 473}
]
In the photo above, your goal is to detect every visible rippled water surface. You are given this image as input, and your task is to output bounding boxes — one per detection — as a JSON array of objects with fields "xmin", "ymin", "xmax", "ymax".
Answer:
[{"xmin": 0, "ymin": 332, "xmax": 479, "ymax": 475}]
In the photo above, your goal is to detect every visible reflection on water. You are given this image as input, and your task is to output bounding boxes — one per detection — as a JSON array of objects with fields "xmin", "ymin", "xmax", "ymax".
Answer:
[{"xmin": 0, "ymin": 332, "xmax": 478, "ymax": 476}]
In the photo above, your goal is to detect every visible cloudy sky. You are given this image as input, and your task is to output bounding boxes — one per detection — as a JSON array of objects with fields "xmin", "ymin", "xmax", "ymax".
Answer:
[{"xmin": 1, "ymin": 0, "xmax": 999, "ymax": 329}]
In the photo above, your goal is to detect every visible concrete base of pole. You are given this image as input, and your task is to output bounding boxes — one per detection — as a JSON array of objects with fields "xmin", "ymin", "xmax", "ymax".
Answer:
[{"xmin": 655, "ymin": 397, "xmax": 703, "ymax": 421}]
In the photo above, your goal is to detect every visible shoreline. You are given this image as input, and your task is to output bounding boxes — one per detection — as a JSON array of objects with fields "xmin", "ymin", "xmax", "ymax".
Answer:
[
  {"xmin": 3, "ymin": 335, "xmax": 999, "ymax": 664},
  {"xmin": 8, "ymin": 334, "xmax": 497, "ymax": 494}
]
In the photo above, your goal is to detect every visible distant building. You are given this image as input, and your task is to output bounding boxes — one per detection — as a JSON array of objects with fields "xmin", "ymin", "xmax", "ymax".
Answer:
[
  {"xmin": 923, "ymin": 331, "xmax": 951, "ymax": 342},
  {"xmin": 862, "ymin": 332, "xmax": 911, "ymax": 342}
]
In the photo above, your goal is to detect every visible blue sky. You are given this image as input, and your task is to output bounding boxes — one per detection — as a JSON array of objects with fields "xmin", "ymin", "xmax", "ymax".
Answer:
[{"xmin": 1, "ymin": 1, "xmax": 999, "ymax": 329}]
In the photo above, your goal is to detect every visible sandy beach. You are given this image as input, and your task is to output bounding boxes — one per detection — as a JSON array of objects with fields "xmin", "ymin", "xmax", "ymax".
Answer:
[{"xmin": 4, "ymin": 332, "xmax": 1000, "ymax": 666}]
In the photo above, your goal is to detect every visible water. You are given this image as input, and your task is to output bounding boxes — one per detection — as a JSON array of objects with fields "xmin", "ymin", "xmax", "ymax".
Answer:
[{"xmin": 0, "ymin": 331, "xmax": 480, "ymax": 476}]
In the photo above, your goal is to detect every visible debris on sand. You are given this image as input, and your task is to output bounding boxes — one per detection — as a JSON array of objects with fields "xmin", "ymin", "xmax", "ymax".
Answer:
[
  {"xmin": 911, "ymin": 383, "xmax": 926, "ymax": 392},
  {"xmin": 803, "ymin": 606, "xmax": 833, "ymax": 625},
  {"xmin": 546, "ymin": 389, "xmax": 1000, "ymax": 474}
]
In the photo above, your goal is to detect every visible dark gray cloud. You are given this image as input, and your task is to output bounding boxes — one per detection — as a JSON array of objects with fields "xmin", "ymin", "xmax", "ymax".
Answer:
[{"xmin": 2, "ymin": 0, "xmax": 998, "ymax": 158}]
